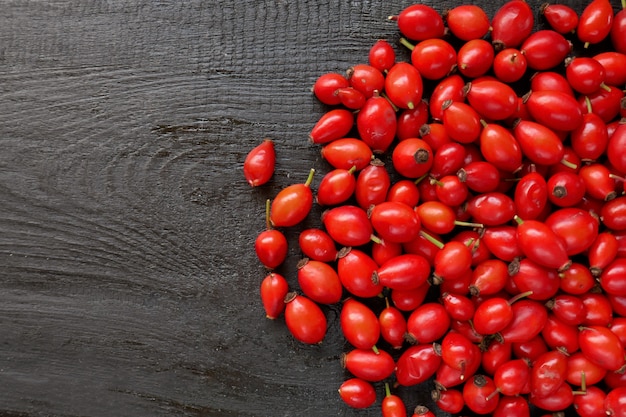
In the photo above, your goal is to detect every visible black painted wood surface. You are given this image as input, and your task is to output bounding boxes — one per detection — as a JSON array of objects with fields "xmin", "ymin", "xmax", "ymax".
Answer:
[{"xmin": 0, "ymin": 1, "xmax": 620, "ymax": 416}]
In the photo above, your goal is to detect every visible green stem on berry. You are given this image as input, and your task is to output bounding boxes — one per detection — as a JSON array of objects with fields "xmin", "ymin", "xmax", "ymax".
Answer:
[
  {"xmin": 513, "ymin": 215, "xmax": 524, "ymax": 225},
  {"xmin": 560, "ymin": 158, "xmax": 578, "ymax": 170},
  {"xmin": 399, "ymin": 37, "xmax": 415, "ymax": 51},
  {"xmin": 600, "ymin": 83, "xmax": 612, "ymax": 92},
  {"xmin": 265, "ymin": 199, "xmax": 272, "ymax": 230},
  {"xmin": 380, "ymin": 91, "xmax": 400, "ymax": 112},
  {"xmin": 455, "ymin": 220, "xmax": 484, "ymax": 229},
  {"xmin": 508, "ymin": 290, "xmax": 534, "ymax": 305},
  {"xmin": 372, "ymin": 345, "xmax": 380, "ymax": 355},
  {"xmin": 419, "ymin": 229, "xmax": 444, "ymax": 249},
  {"xmin": 304, "ymin": 168, "xmax": 316, "ymax": 187},
  {"xmin": 384, "ymin": 382, "xmax": 392, "ymax": 398},
  {"xmin": 370, "ymin": 234, "xmax": 383, "ymax": 245},
  {"xmin": 414, "ymin": 173, "xmax": 429, "ymax": 185}
]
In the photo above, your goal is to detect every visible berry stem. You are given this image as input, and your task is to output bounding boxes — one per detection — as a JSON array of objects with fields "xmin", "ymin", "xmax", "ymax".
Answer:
[
  {"xmin": 560, "ymin": 158, "xmax": 578, "ymax": 170},
  {"xmin": 399, "ymin": 37, "xmax": 415, "ymax": 51},
  {"xmin": 508, "ymin": 290, "xmax": 533, "ymax": 305},
  {"xmin": 265, "ymin": 198, "xmax": 272, "ymax": 230},
  {"xmin": 384, "ymin": 382, "xmax": 392, "ymax": 398},
  {"xmin": 304, "ymin": 168, "xmax": 316, "ymax": 187},
  {"xmin": 419, "ymin": 230, "xmax": 444, "ymax": 249},
  {"xmin": 455, "ymin": 220, "xmax": 484, "ymax": 229}
]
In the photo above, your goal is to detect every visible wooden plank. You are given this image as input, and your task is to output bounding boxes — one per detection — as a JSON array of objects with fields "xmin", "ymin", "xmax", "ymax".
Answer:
[{"xmin": 0, "ymin": 0, "xmax": 618, "ymax": 416}]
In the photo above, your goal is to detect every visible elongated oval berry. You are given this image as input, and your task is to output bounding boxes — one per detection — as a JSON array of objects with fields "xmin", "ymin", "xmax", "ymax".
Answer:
[
  {"xmin": 514, "ymin": 216, "xmax": 571, "ymax": 271},
  {"xmin": 355, "ymin": 161, "xmax": 390, "ymax": 209},
  {"xmin": 310, "ymin": 109, "xmax": 354, "ymax": 145},
  {"xmin": 491, "ymin": 0, "xmax": 534, "ymax": 49},
  {"xmin": 370, "ymin": 201, "xmax": 421, "ymax": 243},
  {"xmin": 521, "ymin": 29, "xmax": 572, "ymax": 70},
  {"xmin": 342, "ymin": 348, "xmax": 395, "ymax": 382},
  {"xmin": 385, "ymin": 62, "xmax": 424, "ymax": 111},
  {"xmin": 297, "ymin": 258, "xmax": 343, "ymax": 305},
  {"xmin": 368, "ymin": 39, "xmax": 396, "ymax": 72},
  {"xmin": 577, "ymin": 0, "xmax": 614, "ymax": 47},
  {"xmin": 321, "ymin": 138, "xmax": 373, "ymax": 171},
  {"xmin": 284, "ymin": 292, "xmax": 327, "ymax": 344},
  {"xmin": 579, "ymin": 325, "xmax": 626, "ymax": 371},
  {"xmin": 260, "ymin": 272, "xmax": 289, "ymax": 319},
  {"xmin": 395, "ymin": 4, "xmax": 445, "ymax": 41},
  {"xmin": 338, "ymin": 378, "xmax": 376, "ymax": 409},
  {"xmin": 357, "ymin": 94, "xmax": 397, "ymax": 153},
  {"xmin": 316, "ymin": 166, "xmax": 356, "ymax": 207},
  {"xmin": 513, "ymin": 120, "xmax": 564, "ymax": 167},
  {"xmin": 244, "ymin": 139, "xmax": 275, "ymax": 187},
  {"xmin": 541, "ymin": 3, "xmax": 579, "ymax": 34},
  {"xmin": 337, "ymin": 248, "xmax": 383, "ymax": 298},
  {"xmin": 322, "ymin": 205, "xmax": 374, "ymax": 247},
  {"xmin": 299, "ymin": 228, "xmax": 338, "ymax": 262},
  {"xmin": 525, "ymin": 90, "xmax": 583, "ymax": 132},
  {"xmin": 341, "ymin": 298, "xmax": 380, "ymax": 350},
  {"xmin": 270, "ymin": 168, "xmax": 315, "ymax": 227},
  {"xmin": 396, "ymin": 344, "xmax": 441, "ymax": 386},
  {"xmin": 373, "ymin": 253, "xmax": 431, "ymax": 291},
  {"xmin": 429, "ymin": 74, "xmax": 465, "ymax": 122},
  {"xmin": 445, "ymin": 4, "xmax": 490, "ymax": 41},
  {"xmin": 465, "ymin": 79, "xmax": 517, "ymax": 121}
]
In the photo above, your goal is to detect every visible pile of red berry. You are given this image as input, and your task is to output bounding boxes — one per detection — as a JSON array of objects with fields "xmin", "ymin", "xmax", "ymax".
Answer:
[{"xmin": 244, "ymin": 0, "xmax": 626, "ymax": 415}]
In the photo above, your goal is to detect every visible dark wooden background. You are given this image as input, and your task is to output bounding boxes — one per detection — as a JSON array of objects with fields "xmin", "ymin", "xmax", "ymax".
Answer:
[{"xmin": 0, "ymin": 1, "xmax": 619, "ymax": 416}]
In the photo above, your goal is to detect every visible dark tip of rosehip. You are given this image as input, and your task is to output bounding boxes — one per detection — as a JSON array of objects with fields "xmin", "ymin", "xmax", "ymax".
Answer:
[
  {"xmin": 414, "ymin": 149, "xmax": 430, "ymax": 164},
  {"xmin": 492, "ymin": 40, "xmax": 506, "ymax": 51},
  {"xmin": 337, "ymin": 247, "xmax": 352, "ymax": 259},
  {"xmin": 457, "ymin": 168, "xmax": 467, "ymax": 183},
  {"xmin": 473, "ymin": 374, "xmax": 488, "ymax": 387},
  {"xmin": 552, "ymin": 185, "xmax": 567, "ymax": 199},
  {"xmin": 431, "ymin": 274, "xmax": 444, "ymax": 286},
  {"xmin": 462, "ymin": 82, "xmax": 471, "ymax": 97},
  {"xmin": 469, "ymin": 284, "xmax": 481, "ymax": 297},
  {"xmin": 414, "ymin": 405, "xmax": 431, "ymax": 415},
  {"xmin": 557, "ymin": 260, "xmax": 573, "ymax": 273},
  {"xmin": 296, "ymin": 258, "xmax": 309, "ymax": 269},
  {"xmin": 432, "ymin": 382, "xmax": 445, "ymax": 395},
  {"xmin": 284, "ymin": 291, "xmax": 297, "ymax": 304},
  {"xmin": 508, "ymin": 258, "xmax": 521, "ymax": 276}
]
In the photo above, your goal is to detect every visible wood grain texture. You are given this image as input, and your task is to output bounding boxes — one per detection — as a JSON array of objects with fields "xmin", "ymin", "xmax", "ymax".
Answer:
[{"xmin": 0, "ymin": 0, "xmax": 619, "ymax": 416}]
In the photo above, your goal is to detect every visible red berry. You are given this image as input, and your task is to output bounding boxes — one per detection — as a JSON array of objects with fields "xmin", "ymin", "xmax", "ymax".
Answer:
[{"xmin": 243, "ymin": 139, "xmax": 275, "ymax": 187}]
